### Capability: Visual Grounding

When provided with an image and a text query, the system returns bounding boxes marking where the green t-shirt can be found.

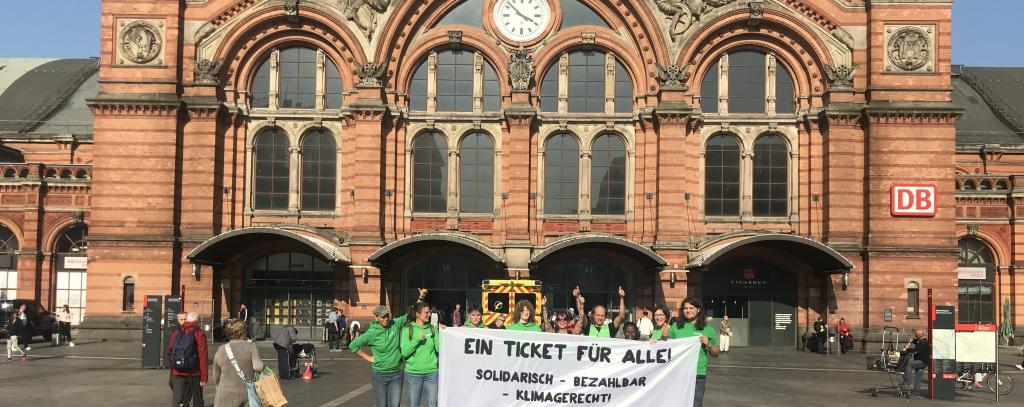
[399,322,440,374]
[463,321,486,328]
[348,314,409,373]
[506,321,542,332]
[649,325,666,341]
[668,321,719,376]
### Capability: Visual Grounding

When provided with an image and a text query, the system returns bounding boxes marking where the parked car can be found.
[0,299,56,342]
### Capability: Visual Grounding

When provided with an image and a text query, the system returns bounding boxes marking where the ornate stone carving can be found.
[283,0,299,15]
[581,32,596,44]
[967,223,980,236]
[654,0,736,42]
[823,64,856,89]
[832,27,855,51]
[748,1,764,27]
[886,26,932,72]
[354,61,387,87]
[193,59,224,86]
[656,63,691,90]
[194,24,215,46]
[508,46,536,92]
[339,0,392,40]
[118,20,163,64]
[448,30,462,44]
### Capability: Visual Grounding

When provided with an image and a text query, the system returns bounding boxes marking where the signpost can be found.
[162,295,181,369]
[931,300,956,400]
[141,295,162,369]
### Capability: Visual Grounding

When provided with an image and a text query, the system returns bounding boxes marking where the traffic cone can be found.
[301,363,313,380]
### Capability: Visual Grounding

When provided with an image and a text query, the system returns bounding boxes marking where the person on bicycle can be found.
[903,329,930,398]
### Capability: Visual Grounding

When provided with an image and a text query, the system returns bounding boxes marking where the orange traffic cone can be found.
[301,363,314,380]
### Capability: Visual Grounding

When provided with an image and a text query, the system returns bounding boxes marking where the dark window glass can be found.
[752,134,788,217]
[614,61,632,113]
[568,51,605,113]
[300,129,337,211]
[700,61,718,113]
[251,59,271,108]
[412,132,448,212]
[435,0,485,29]
[907,286,919,318]
[540,63,559,112]
[325,58,343,109]
[544,134,580,214]
[122,277,136,312]
[728,51,766,114]
[591,134,626,215]
[483,62,501,112]
[705,134,740,216]
[459,133,494,213]
[775,62,794,114]
[254,128,290,210]
[561,0,610,28]
[957,238,995,324]
[279,47,317,108]
[436,50,475,112]
[410,61,428,111]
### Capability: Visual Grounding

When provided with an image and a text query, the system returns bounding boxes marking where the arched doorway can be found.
[244,252,336,339]
[0,225,18,300]
[957,237,995,324]
[54,225,88,325]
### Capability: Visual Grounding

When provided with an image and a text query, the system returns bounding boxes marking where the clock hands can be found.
[507,3,537,25]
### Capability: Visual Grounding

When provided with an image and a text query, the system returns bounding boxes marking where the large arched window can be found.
[251,60,271,108]
[705,134,741,216]
[957,237,995,324]
[568,51,606,113]
[544,134,580,215]
[300,129,337,211]
[728,51,766,114]
[0,225,18,300]
[55,225,87,325]
[324,59,343,109]
[752,134,788,217]
[248,47,343,109]
[539,63,559,112]
[540,50,633,113]
[700,61,719,113]
[408,49,501,112]
[254,128,290,210]
[459,133,494,213]
[412,132,448,213]
[591,134,626,215]
[279,47,317,108]
[700,51,795,114]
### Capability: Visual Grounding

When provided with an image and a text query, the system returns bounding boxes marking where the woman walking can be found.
[211,319,264,407]
[57,304,73,346]
[400,301,441,407]
[349,288,427,407]
[6,312,27,361]
[666,298,719,407]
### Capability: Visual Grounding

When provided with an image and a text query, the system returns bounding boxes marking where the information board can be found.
[163,295,181,369]
[141,295,162,369]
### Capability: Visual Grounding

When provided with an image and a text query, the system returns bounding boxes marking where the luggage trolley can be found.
[871,326,911,398]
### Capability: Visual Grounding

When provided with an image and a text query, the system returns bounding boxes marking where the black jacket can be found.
[912,338,931,364]
[9,317,24,336]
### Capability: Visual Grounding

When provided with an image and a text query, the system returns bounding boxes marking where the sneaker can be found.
[69,342,75,347]
[1015,364,1023,371]
[25,347,31,351]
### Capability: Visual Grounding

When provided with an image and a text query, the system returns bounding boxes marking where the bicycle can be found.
[955,368,1013,396]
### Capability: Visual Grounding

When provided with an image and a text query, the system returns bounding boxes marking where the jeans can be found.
[273,344,292,379]
[6,335,25,358]
[169,375,203,407]
[905,359,926,395]
[372,370,403,407]
[404,371,438,407]
[694,376,707,407]
[328,329,339,350]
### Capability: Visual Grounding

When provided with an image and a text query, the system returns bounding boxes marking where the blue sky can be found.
[0,0,1020,66]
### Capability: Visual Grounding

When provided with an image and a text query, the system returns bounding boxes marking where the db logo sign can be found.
[891,184,936,217]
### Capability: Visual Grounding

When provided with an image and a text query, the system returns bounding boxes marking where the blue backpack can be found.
[171,327,200,372]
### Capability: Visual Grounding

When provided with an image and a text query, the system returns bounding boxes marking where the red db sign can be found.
[891,184,936,217]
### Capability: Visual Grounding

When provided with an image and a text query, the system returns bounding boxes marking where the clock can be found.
[493,0,552,42]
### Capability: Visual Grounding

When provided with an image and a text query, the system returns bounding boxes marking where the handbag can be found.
[255,367,289,407]
[224,342,262,407]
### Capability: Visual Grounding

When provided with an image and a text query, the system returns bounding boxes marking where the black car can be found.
[0,299,56,342]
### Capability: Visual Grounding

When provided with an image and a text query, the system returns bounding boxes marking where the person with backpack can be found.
[350,288,427,407]
[400,301,442,407]
[168,312,209,407]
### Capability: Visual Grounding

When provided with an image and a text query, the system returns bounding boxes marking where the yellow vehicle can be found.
[481,279,543,326]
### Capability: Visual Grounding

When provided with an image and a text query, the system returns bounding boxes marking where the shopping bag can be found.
[255,367,289,407]
[301,363,314,380]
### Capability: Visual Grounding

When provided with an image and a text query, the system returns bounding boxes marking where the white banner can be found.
[957,266,986,280]
[63,256,88,270]
[439,327,701,407]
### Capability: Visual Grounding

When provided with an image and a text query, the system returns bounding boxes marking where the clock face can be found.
[493,0,551,42]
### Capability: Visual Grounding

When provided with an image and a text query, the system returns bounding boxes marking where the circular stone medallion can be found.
[887,27,930,71]
[119,21,163,64]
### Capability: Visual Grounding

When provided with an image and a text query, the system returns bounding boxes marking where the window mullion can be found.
[719,54,729,114]
[473,52,484,113]
[766,54,777,114]
[269,50,281,110]
[427,52,438,112]
[579,150,592,218]
[288,145,300,212]
[558,54,569,114]
[315,49,326,110]
[604,53,615,114]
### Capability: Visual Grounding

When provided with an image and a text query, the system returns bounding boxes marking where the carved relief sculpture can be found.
[193,59,224,86]
[823,64,856,89]
[355,61,387,87]
[508,46,536,91]
[831,27,855,51]
[656,63,691,90]
[340,0,392,40]
[654,0,736,42]
[119,20,163,64]
[887,26,931,72]
[283,0,299,15]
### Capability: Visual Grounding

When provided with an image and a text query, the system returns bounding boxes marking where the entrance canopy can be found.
[187,227,349,265]
[685,233,853,274]
[368,233,504,265]
[530,234,668,269]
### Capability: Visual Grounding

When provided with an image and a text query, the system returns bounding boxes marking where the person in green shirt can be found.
[463,304,486,328]
[648,304,671,342]
[506,300,543,332]
[401,301,441,407]
[572,285,626,338]
[349,288,426,407]
[666,297,720,407]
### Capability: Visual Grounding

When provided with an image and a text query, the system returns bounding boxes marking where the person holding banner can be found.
[487,313,506,329]
[401,301,442,407]
[506,300,544,332]
[463,304,486,328]
[665,298,719,407]
[648,304,672,342]
[349,288,427,407]
[572,286,626,338]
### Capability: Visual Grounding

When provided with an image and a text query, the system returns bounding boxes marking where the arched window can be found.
[995,180,1009,190]
[410,62,428,111]
[541,51,632,113]
[613,61,633,113]
[705,134,741,216]
[253,128,290,210]
[906,281,920,318]
[963,180,976,190]
[591,134,626,215]
[325,59,343,109]
[979,180,992,190]
[436,50,474,111]
[775,62,795,114]
[300,129,337,211]
[700,61,719,113]
[249,47,340,109]
[408,50,501,112]
[251,59,271,108]
[482,62,501,112]
[729,51,766,114]
[122,277,136,312]
[752,134,788,217]
[459,133,494,213]
[539,63,559,112]
[701,52,795,115]
[957,238,995,324]
[0,225,18,300]
[55,225,87,325]
[544,134,580,215]
[412,132,448,213]
[279,47,317,108]
[568,51,606,113]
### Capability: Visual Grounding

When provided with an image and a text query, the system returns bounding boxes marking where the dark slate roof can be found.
[0,59,98,134]
[955,65,1024,146]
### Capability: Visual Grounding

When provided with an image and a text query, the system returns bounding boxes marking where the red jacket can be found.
[168,322,209,382]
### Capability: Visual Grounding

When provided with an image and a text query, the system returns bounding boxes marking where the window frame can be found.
[458,132,496,214]
[543,133,582,216]
[751,134,789,217]
[248,47,345,110]
[590,133,627,215]
[411,132,450,213]
[299,128,338,212]
[252,128,291,211]
[703,134,742,217]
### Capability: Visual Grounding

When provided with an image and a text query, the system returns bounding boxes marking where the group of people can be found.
[348,287,721,407]
[811,316,855,354]
[4,303,74,362]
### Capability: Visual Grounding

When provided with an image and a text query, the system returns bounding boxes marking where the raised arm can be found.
[612,286,626,329]
[572,288,585,335]
[541,296,552,332]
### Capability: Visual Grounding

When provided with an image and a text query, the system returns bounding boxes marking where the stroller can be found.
[870,327,912,398]
[291,343,319,380]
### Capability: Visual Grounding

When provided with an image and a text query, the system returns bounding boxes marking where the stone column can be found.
[741,152,753,218]
[288,146,301,212]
